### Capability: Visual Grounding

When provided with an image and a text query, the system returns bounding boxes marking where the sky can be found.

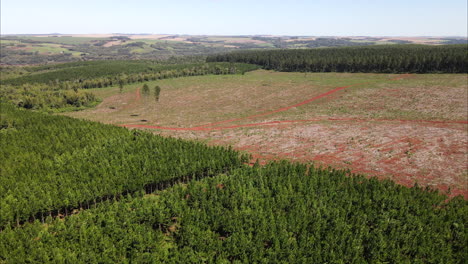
[1,0,467,36]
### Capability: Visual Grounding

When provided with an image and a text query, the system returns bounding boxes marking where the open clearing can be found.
[67,70,468,197]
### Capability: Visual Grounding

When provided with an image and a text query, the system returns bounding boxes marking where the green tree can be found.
[154,85,161,101]
[118,80,124,93]
[142,84,150,96]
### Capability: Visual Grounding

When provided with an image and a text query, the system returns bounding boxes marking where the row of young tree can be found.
[0,104,248,227]
[1,162,466,263]
[3,61,259,87]
[1,62,259,110]
[141,84,161,101]
[206,44,468,73]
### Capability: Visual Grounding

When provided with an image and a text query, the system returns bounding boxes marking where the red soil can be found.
[119,74,467,198]
[226,123,468,198]
[121,117,467,131]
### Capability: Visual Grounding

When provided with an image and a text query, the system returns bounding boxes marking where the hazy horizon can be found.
[1,0,467,37]
[1,33,467,38]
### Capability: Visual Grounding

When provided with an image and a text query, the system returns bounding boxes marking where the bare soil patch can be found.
[280,74,468,122]
[158,121,467,198]
[128,34,173,40]
[103,40,122,47]
[67,71,468,198]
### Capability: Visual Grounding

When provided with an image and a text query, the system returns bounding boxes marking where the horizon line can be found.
[1,33,467,38]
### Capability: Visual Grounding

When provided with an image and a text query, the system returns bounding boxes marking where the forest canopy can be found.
[207,44,468,73]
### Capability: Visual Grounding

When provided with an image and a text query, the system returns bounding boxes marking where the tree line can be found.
[0,62,259,110]
[207,44,468,73]
[3,61,259,87]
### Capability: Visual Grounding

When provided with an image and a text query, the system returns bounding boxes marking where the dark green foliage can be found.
[0,104,247,227]
[278,37,375,48]
[3,61,259,87]
[2,60,156,86]
[154,85,161,101]
[443,38,468,45]
[124,41,146,48]
[2,60,181,85]
[142,84,150,95]
[0,162,466,263]
[118,79,124,93]
[0,84,99,111]
[207,44,468,73]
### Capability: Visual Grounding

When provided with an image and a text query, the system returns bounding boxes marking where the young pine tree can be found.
[118,80,124,93]
[142,84,150,96]
[154,85,161,102]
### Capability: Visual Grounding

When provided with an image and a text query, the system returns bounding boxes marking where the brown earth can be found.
[152,119,467,198]
[68,72,468,198]
[103,40,123,47]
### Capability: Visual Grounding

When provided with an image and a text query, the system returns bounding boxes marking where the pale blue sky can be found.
[1,0,467,36]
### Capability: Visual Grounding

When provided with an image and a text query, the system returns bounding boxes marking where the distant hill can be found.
[1,34,466,65]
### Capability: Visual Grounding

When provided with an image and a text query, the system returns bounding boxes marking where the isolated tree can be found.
[142,84,150,96]
[154,85,161,101]
[119,80,124,93]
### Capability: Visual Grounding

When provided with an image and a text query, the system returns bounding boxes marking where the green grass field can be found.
[28,43,75,54]
[0,39,21,45]
[13,36,108,45]
[0,40,82,56]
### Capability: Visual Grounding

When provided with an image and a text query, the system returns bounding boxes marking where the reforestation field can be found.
[1,44,467,263]
[0,103,247,227]
[1,160,466,263]
[1,105,466,262]
[68,70,468,198]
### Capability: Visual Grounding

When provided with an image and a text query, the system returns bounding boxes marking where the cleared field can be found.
[67,70,468,197]
[203,36,267,43]
[70,71,393,126]
[1,41,81,56]
[272,74,468,121]
[17,36,109,44]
